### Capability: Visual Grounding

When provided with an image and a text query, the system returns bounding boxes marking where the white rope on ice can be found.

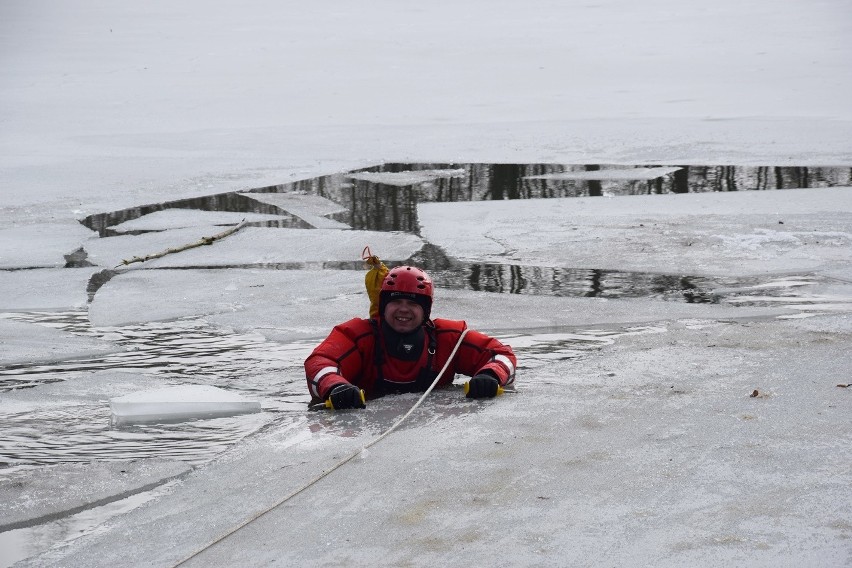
[172,328,471,567]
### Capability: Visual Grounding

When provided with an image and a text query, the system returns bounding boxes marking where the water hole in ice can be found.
[0,267,840,473]
[7,163,852,470]
[0,308,658,469]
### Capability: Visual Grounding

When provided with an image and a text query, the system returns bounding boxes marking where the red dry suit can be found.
[304,317,516,402]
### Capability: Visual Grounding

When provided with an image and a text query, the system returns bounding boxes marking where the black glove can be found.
[465,374,500,399]
[328,384,366,409]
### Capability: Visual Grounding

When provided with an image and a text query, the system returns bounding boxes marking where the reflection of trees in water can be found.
[673,167,690,193]
[487,164,524,199]
[319,180,420,232]
[465,263,528,294]
[671,166,850,193]
[585,165,603,197]
[431,264,722,303]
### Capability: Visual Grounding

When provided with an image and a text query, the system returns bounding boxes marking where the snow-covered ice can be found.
[83,227,422,269]
[418,187,852,275]
[0,223,97,269]
[245,192,350,229]
[0,268,99,311]
[0,460,190,532]
[1,0,851,566]
[108,210,288,233]
[87,269,366,330]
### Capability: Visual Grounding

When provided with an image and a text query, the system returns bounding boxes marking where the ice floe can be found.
[244,192,350,229]
[0,318,123,366]
[346,169,467,187]
[418,187,852,275]
[109,385,261,425]
[0,223,97,269]
[83,227,422,269]
[87,268,367,330]
[109,210,289,233]
[0,268,100,311]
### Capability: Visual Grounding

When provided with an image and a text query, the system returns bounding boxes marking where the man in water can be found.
[304,266,517,409]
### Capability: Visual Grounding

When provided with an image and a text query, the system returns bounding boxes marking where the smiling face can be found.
[383,298,425,334]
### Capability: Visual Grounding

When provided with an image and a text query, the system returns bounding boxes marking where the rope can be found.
[172,328,471,567]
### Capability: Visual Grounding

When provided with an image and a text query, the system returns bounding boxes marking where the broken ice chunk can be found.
[109,385,261,425]
[346,168,467,186]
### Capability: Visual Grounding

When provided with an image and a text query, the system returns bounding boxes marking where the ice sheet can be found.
[0,268,99,311]
[0,459,189,531]
[244,192,350,229]
[346,169,467,187]
[0,223,97,269]
[0,318,123,366]
[83,227,422,268]
[32,315,852,568]
[87,268,366,329]
[109,385,261,425]
[82,225,236,268]
[418,187,852,275]
[109,210,288,232]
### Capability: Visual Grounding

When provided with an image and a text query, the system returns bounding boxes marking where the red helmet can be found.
[379,266,433,320]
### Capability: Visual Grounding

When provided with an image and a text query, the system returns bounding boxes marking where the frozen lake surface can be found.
[3,165,850,477]
[2,176,851,567]
[2,0,851,566]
